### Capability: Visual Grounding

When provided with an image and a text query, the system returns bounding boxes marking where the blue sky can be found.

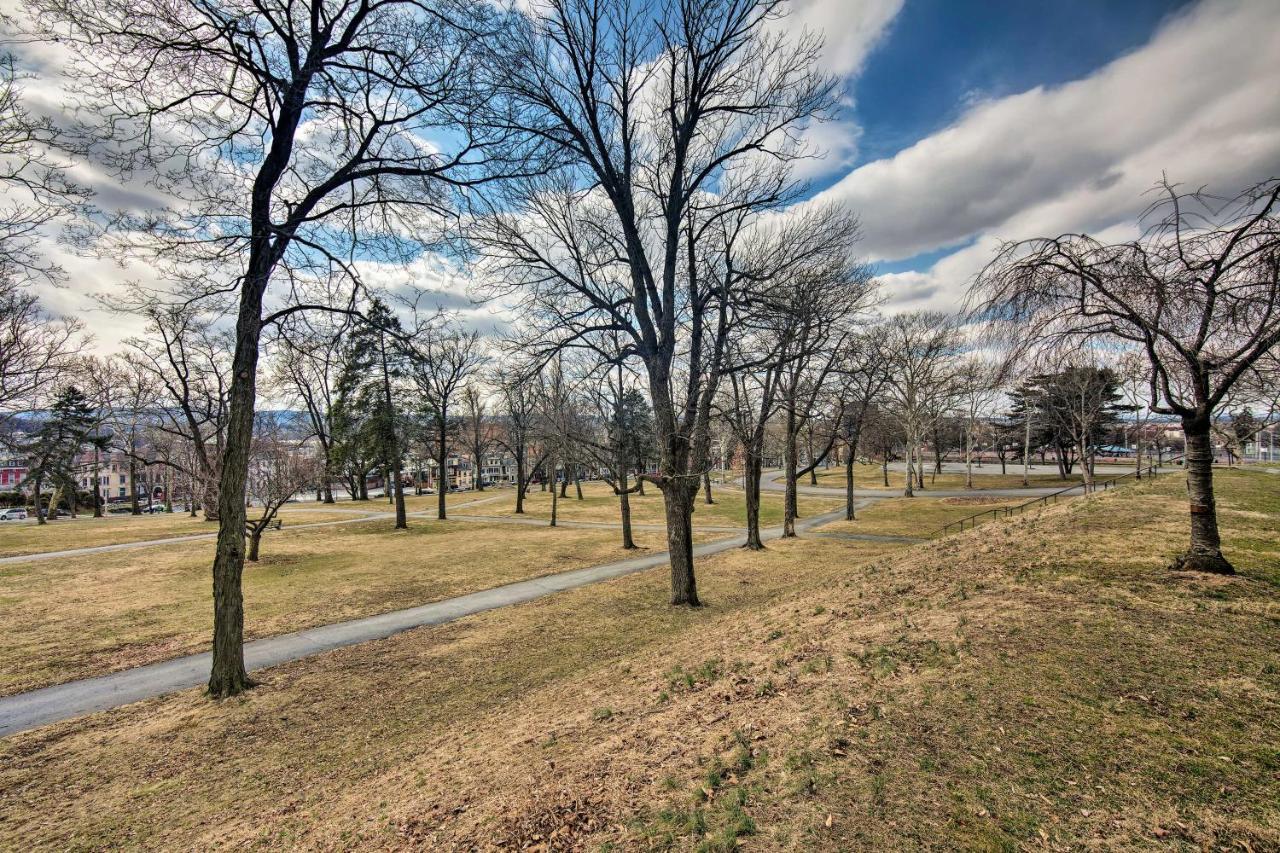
[798,0,1280,309]
[846,0,1195,170]
[10,0,1280,339]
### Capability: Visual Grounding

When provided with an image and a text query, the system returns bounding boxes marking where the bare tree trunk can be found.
[92,445,103,518]
[782,406,799,538]
[844,429,859,521]
[1078,434,1095,493]
[129,458,141,515]
[964,421,974,489]
[806,426,818,487]
[548,457,558,528]
[1022,414,1032,487]
[617,467,635,549]
[662,482,699,606]
[514,451,526,514]
[744,451,764,550]
[436,418,448,521]
[703,469,714,504]
[574,470,583,501]
[247,529,261,562]
[1175,415,1233,574]
[903,431,915,497]
[207,270,266,699]
[882,455,889,488]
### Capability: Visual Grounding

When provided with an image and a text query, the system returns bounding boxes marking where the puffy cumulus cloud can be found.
[351,253,512,337]
[777,0,904,79]
[819,0,1280,286]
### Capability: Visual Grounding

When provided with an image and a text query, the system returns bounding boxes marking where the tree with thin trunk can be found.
[30,0,519,696]
[971,177,1280,574]
[477,0,837,606]
[883,312,963,498]
[835,324,892,520]
[245,416,323,562]
[411,316,485,520]
[273,313,350,504]
[460,384,492,493]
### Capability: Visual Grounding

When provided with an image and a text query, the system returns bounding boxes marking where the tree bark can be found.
[514,450,526,514]
[92,445,103,518]
[617,465,635,549]
[247,529,261,562]
[130,457,140,515]
[1174,415,1234,574]
[903,430,915,497]
[548,457,558,528]
[744,451,764,550]
[844,428,859,521]
[703,469,714,504]
[662,482,699,606]
[436,417,448,520]
[782,405,798,537]
[207,268,266,698]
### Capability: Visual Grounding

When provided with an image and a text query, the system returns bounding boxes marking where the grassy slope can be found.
[812,463,1085,492]
[0,517,722,696]
[822,495,1029,537]
[1,470,1277,850]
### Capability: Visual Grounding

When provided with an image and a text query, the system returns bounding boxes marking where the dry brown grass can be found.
[812,463,1085,492]
[819,495,1031,538]
[1,470,1276,851]
[0,514,722,696]
[0,493,500,558]
[473,481,844,528]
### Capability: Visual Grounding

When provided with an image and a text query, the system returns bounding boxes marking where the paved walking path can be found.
[758,469,1085,500]
[0,508,846,737]
[0,496,506,566]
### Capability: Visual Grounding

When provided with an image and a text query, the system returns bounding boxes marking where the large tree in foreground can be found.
[31,0,515,696]
[971,178,1280,574]
[480,0,836,605]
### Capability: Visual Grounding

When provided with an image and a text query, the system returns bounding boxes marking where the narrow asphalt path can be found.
[0,495,506,566]
[759,469,1085,500]
[0,508,845,737]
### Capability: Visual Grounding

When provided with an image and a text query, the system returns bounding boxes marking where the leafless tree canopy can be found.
[971,177,1280,573]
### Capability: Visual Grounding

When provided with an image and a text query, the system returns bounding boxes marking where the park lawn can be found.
[0,470,1275,850]
[820,494,1033,538]
[0,517,725,697]
[474,480,844,528]
[812,463,1085,492]
[0,493,508,558]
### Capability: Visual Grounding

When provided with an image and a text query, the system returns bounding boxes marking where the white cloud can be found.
[815,0,1280,310]
[778,0,904,79]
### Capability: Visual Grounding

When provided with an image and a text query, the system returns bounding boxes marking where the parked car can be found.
[0,507,28,521]
[37,508,71,519]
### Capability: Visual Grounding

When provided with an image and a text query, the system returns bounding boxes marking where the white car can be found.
[0,507,29,521]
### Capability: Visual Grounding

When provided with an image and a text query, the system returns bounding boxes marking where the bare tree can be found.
[491,358,543,514]
[835,324,892,520]
[113,294,230,520]
[955,356,1005,490]
[477,0,837,606]
[272,313,351,504]
[245,417,322,562]
[972,178,1280,574]
[883,312,963,497]
[411,317,484,520]
[29,0,525,695]
[459,384,492,493]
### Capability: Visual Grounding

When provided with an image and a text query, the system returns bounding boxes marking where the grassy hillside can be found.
[1,469,1275,850]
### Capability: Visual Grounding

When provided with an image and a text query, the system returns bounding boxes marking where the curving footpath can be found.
[0,507,847,737]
